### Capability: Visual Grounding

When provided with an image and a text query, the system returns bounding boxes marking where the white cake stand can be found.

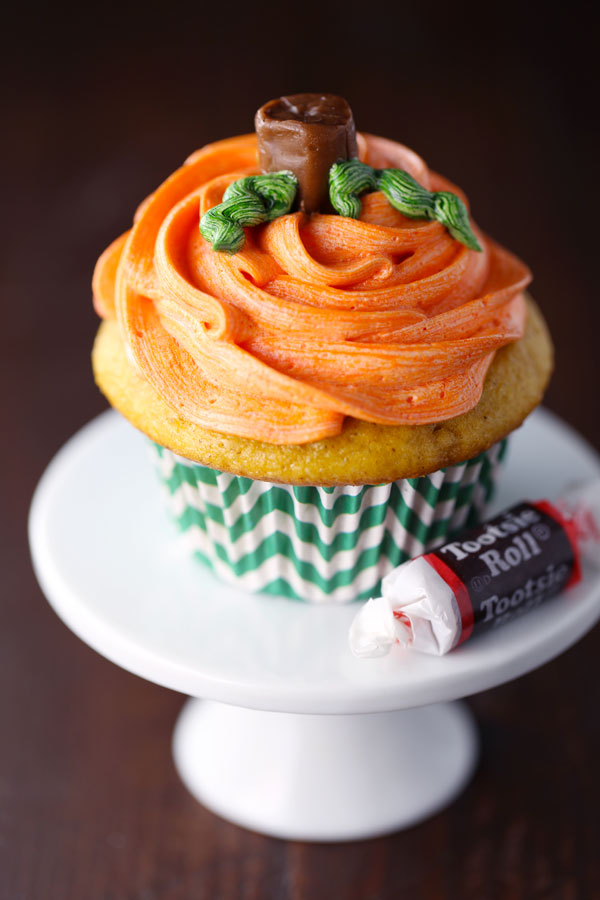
[29,408,600,841]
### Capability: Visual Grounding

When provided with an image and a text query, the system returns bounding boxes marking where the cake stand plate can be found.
[29,409,600,840]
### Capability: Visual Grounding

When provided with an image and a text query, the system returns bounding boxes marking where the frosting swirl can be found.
[93,133,530,444]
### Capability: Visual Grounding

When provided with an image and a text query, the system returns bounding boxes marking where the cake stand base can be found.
[173,698,477,841]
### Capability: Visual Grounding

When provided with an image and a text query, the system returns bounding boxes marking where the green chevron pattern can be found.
[150,439,508,603]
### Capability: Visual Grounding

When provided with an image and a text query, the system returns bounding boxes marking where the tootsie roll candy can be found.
[349,480,600,657]
[255,93,358,214]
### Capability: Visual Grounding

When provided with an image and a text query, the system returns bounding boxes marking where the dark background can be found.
[2,2,599,897]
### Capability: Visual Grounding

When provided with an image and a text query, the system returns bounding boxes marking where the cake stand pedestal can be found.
[29,409,600,841]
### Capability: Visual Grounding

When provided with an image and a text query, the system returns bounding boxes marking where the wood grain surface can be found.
[2,3,599,897]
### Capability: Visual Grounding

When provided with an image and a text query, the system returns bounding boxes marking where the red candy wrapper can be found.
[349,480,600,657]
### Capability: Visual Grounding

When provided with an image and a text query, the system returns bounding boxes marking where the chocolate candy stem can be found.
[255,93,358,215]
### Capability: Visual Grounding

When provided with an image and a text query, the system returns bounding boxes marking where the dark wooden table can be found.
[3,4,599,897]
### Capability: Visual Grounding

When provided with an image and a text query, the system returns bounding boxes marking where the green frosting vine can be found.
[329,159,482,251]
[200,160,480,254]
[199,172,298,254]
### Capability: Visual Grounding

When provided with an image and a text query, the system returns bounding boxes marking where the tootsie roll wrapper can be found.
[349,480,600,657]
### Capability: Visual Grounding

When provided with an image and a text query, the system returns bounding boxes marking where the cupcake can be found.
[92,93,553,603]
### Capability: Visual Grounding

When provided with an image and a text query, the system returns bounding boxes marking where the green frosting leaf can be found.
[200,171,298,254]
[376,168,436,220]
[329,160,482,252]
[432,191,482,251]
[329,160,377,218]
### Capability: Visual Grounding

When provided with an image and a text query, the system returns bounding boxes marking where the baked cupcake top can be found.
[93,94,531,447]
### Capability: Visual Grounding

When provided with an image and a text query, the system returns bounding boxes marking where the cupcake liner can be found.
[149,439,508,603]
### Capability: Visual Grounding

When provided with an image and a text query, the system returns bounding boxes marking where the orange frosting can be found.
[93,133,530,444]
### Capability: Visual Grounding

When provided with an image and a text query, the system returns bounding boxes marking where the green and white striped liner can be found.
[149,439,508,603]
